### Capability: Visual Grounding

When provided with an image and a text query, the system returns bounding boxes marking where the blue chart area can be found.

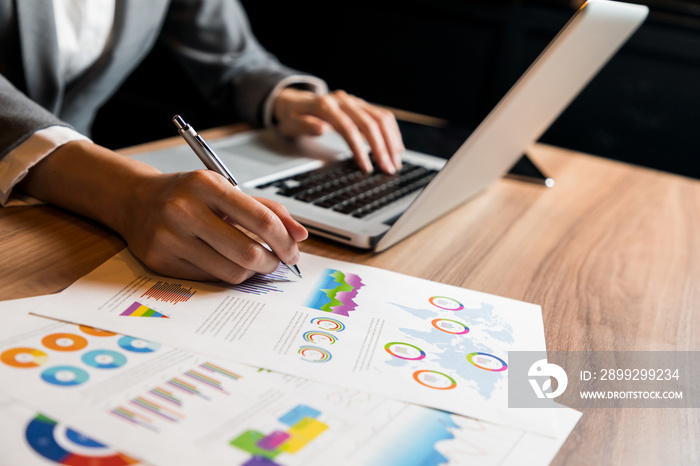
[25,414,135,465]
[40,366,89,386]
[386,301,513,398]
[279,405,321,425]
[368,409,459,466]
[81,350,127,369]
[118,336,161,353]
[306,269,364,316]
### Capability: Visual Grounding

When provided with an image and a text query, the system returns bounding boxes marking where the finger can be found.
[137,224,260,284]
[336,95,396,174]
[256,197,308,242]
[213,188,301,265]
[192,209,281,274]
[173,247,258,285]
[361,104,405,169]
[304,95,373,173]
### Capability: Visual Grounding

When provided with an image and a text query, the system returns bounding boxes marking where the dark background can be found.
[92,0,700,179]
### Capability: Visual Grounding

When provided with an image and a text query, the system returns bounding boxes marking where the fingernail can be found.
[383,160,396,175]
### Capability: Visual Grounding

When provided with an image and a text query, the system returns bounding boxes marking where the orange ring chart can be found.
[412,370,457,390]
[41,333,88,352]
[1,347,49,368]
[79,325,118,337]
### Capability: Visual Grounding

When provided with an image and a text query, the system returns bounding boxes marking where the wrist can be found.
[273,87,313,124]
[17,140,162,237]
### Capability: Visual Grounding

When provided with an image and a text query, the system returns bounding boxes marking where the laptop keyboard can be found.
[256,159,438,218]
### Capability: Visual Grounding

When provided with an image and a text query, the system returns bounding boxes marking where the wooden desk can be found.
[1,126,698,465]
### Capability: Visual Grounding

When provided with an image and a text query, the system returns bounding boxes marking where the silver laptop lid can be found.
[374,0,648,252]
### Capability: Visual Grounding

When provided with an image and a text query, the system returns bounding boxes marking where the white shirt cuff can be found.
[0,126,91,206]
[262,75,328,128]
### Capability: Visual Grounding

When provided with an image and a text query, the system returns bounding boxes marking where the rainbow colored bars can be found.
[120,302,169,318]
[306,269,364,316]
[200,362,241,380]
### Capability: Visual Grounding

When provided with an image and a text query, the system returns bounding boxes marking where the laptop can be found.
[132,0,648,251]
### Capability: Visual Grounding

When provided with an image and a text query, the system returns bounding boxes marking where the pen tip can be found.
[286,263,302,279]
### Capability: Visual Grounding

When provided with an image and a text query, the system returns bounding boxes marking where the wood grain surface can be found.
[1,128,697,465]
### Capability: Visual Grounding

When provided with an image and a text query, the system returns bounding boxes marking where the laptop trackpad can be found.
[130,129,351,182]
[212,130,351,183]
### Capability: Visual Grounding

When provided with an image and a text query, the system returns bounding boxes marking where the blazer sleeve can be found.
[159,0,322,126]
[0,73,68,160]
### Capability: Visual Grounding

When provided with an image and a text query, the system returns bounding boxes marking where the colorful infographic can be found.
[466,352,508,372]
[230,404,328,461]
[298,346,332,363]
[229,263,295,295]
[302,331,337,345]
[1,347,48,368]
[310,317,345,332]
[81,350,128,369]
[384,342,426,361]
[0,323,163,392]
[79,325,118,337]
[118,336,161,353]
[428,296,464,311]
[140,281,196,304]
[120,302,169,318]
[26,249,553,437]
[110,361,241,433]
[41,366,90,387]
[431,319,470,335]
[306,269,364,316]
[41,333,88,352]
[385,295,509,394]
[25,414,138,465]
[413,370,458,390]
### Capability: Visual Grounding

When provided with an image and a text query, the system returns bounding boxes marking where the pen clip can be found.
[194,134,239,187]
[172,115,239,187]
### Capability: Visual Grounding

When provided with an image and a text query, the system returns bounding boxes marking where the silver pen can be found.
[172,115,302,279]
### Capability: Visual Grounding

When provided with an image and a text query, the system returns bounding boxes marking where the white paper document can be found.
[0,304,581,466]
[31,250,555,435]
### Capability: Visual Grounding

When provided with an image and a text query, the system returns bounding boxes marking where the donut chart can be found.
[1,347,49,368]
[81,350,127,369]
[310,317,345,332]
[79,325,118,337]
[302,331,337,345]
[431,318,470,335]
[384,342,427,360]
[413,370,457,390]
[26,414,137,465]
[118,336,160,353]
[298,346,332,362]
[466,352,508,372]
[41,366,89,386]
[41,333,88,352]
[428,296,464,311]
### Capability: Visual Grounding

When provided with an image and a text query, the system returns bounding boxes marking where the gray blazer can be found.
[0,0,309,158]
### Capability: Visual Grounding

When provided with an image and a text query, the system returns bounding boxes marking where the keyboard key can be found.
[257,159,437,216]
